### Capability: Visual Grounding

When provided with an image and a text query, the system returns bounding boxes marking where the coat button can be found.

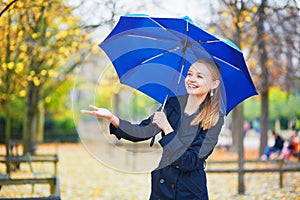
[171,184,175,189]
[160,178,165,184]
[175,165,179,169]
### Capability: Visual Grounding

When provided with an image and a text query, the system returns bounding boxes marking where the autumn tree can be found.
[0,0,28,174]
[208,0,299,194]
[0,0,91,161]
[207,0,257,194]
[250,0,299,155]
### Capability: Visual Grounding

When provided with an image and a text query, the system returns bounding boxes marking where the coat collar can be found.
[168,94,204,116]
[167,95,188,114]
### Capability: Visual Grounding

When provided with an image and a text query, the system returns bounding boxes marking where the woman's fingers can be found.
[80,109,96,116]
[81,106,113,120]
[80,105,98,116]
[89,105,98,110]
[152,111,173,134]
[152,112,165,126]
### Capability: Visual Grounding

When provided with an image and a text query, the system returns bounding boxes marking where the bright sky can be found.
[71,0,300,42]
[140,0,211,21]
[71,0,212,41]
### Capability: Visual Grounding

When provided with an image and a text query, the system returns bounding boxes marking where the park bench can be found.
[0,154,59,176]
[0,153,59,195]
[206,159,300,188]
[0,176,60,199]
[0,173,9,190]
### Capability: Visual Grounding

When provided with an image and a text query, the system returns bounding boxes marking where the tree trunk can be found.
[230,108,241,152]
[257,0,269,156]
[36,101,45,143]
[4,101,11,175]
[23,82,39,154]
[4,10,12,175]
[232,104,245,193]
[260,90,269,155]
[231,0,246,194]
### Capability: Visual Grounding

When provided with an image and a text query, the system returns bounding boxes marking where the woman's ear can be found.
[211,80,220,89]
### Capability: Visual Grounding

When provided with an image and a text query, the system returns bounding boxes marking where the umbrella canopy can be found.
[99,14,258,115]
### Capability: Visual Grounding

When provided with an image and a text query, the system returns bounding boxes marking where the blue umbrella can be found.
[99,14,258,115]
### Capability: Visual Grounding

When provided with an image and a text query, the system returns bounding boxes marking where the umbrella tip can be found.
[182,16,194,23]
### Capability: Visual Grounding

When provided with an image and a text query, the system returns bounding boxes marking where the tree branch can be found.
[0,0,18,17]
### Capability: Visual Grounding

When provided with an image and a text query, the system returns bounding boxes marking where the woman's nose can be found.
[187,76,196,82]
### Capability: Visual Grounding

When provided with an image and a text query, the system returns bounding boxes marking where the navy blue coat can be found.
[110,95,224,200]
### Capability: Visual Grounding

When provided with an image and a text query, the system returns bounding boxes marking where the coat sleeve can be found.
[109,115,160,142]
[158,115,224,172]
[109,98,179,143]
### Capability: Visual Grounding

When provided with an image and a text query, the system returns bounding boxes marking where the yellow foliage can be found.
[249,59,258,69]
[245,16,252,23]
[27,75,32,81]
[46,59,54,66]
[240,41,245,49]
[237,22,244,28]
[48,70,58,78]
[221,11,229,18]
[261,34,270,41]
[74,29,81,35]
[30,70,35,76]
[46,32,52,38]
[0,94,6,100]
[208,28,215,34]
[71,41,78,48]
[32,33,39,39]
[15,63,24,73]
[9,45,16,51]
[58,46,67,54]
[17,1,25,7]
[18,30,24,37]
[45,96,51,103]
[10,95,16,101]
[41,70,47,76]
[56,30,68,40]
[1,63,7,71]
[19,52,27,59]
[0,0,91,117]
[7,62,14,70]
[43,2,49,7]
[20,44,28,52]
[242,10,250,16]
[33,77,40,86]
[252,6,258,13]
[19,90,26,97]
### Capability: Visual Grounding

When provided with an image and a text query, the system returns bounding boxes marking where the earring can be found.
[210,89,214,97]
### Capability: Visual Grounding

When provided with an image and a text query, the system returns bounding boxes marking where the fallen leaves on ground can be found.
[0,143,299,200]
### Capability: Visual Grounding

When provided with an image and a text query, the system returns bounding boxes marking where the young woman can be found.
[81,58,224,200]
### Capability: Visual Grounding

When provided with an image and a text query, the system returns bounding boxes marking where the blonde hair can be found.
[190,58,221,130]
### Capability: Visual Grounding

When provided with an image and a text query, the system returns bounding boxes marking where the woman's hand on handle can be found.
[80,105,119,128]
[152,111,174,135]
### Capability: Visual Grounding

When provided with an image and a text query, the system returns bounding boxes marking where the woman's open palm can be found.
[81,105,113,120]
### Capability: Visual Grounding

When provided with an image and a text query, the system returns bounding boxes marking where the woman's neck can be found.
[184,94,206,115]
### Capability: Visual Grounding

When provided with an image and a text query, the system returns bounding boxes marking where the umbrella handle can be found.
[150,94,168,147]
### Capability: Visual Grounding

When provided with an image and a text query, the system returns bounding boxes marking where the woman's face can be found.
[185,62,218,97]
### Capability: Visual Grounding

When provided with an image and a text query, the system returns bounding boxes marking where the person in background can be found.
[261,131,284,160]
[280,133,299,160]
